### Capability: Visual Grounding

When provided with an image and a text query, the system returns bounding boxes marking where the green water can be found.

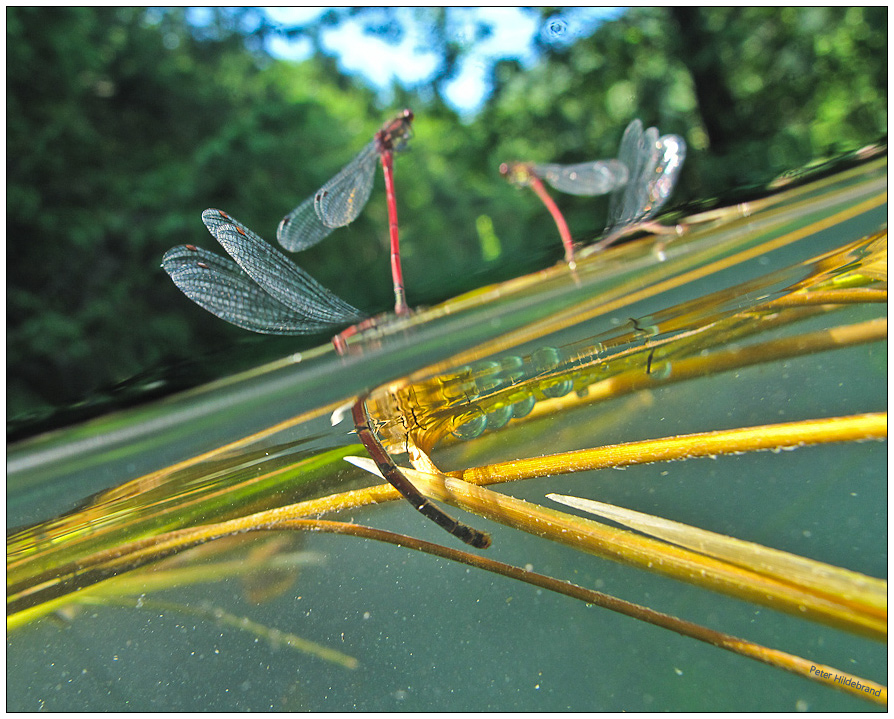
[7,161,887,711]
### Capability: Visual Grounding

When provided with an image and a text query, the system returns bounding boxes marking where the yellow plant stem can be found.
[359,462,883,641]
[10,414,886,635]
[449,412,886,485]
[275,519,887,706]
[404,315,886,454]
[10,516,886,706]
[545,493,885,614]
[767,287,886,307]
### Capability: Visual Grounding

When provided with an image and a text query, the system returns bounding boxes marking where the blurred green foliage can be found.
[6,7,887,436]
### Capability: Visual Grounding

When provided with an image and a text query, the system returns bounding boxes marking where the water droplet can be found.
[469,360,502,394]
[499,355,526,383]
[531,346,572,396]
[547,17,567,36]
[531,346,563,372]
[442,365,477,402]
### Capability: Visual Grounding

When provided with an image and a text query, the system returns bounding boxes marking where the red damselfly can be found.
[162,210,489,548]
[277,110,415,317]
[502,119,686,265]
[500,159,629,268]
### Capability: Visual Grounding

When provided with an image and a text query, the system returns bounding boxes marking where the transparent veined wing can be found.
[313,140,380,229]
[162,245,340,335]
[202,209,365,325]
[648,134,686,217]
[607,120,654,230]
[276,193,333,253]
[536,160,629,196]
[606,119,686,236]
[276,141,380,252]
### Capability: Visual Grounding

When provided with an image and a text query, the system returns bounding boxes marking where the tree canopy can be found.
[6,7,887,437]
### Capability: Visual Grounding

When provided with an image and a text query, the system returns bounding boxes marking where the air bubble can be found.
[451,409,487,440]
[509,392,536,418]
[649,361,672,380]
[542,379,573,398]
[485,405,513,431]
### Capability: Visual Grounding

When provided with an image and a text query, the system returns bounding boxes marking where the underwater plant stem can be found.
[75,595,359,669]
[10,516,885,705]
[393,467,886,641]
[352,395,491,548]
[266,520,885,706]
[14,412,876,615]
[449,412,886,485]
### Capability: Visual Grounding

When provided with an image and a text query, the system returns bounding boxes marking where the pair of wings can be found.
[276,111,413,253]
[162,209,364,335]
[275,140,382,253]
[528,118,686,233]
[606,119,686,235]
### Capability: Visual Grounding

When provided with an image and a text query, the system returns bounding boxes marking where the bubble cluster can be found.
[447,345,584,440]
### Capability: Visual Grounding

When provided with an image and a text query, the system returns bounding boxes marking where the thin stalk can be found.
[10,516,886,706]
[449,412,886,485]
[350,458,885,641]
[75,595,358,669]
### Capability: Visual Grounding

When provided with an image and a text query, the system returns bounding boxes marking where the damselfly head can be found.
[499,161,533,187]
[378,109,414,153]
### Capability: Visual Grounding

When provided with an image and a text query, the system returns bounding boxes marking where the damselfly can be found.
[277,110,415,316]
